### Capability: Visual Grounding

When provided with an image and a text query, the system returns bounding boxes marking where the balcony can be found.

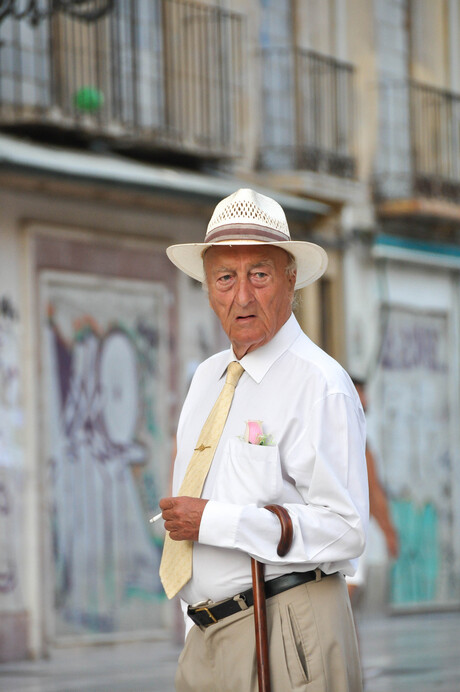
[258,47,356,179]
[0,0,245,162]
[375,80,460,206]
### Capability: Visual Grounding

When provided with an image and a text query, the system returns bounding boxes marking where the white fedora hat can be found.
[166,188,328,289]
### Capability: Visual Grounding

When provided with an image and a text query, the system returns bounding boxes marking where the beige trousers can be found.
[175,572,363,692]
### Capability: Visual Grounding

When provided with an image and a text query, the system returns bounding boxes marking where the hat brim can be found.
[166,239,328,289]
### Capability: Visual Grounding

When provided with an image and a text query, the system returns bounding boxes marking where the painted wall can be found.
[374,307,455,605]
[349,255,460,609]
[344,227,460,609]
[0,185,224,655]
[0,296,25,609]
[347,0,379,182]
[0,213,29,661]
[41,273,169,637]
[296,0,338,53]
[410,0,449,87]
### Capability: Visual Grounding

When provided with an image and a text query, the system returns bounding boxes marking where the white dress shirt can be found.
[172,314,368,635]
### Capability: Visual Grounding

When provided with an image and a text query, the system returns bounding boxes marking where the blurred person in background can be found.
[347,377,399,605]
[157,188,368,692]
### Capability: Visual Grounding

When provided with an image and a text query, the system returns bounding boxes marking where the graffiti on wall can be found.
[0,296,23,605]
[41,274,169,637]
[376,308,456,606]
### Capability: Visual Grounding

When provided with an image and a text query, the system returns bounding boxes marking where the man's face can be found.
[204,245,296,359]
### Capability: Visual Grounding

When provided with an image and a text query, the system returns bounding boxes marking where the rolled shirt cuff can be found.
[199,500,244,549]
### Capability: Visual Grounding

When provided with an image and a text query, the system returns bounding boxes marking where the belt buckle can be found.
[193,604,217,624]
[189,600,218,626]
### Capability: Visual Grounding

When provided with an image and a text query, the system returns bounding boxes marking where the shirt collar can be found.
[222,313,302,384]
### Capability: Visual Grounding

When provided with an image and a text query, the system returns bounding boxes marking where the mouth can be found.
[236,315,256,322]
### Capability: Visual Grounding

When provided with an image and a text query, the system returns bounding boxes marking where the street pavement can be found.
[358,610,460,691]
[0,611,459,691]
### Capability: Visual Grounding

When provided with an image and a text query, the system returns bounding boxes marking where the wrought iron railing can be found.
[375,80,460,202]
[258,47,356,178]
[0,0,245,159]
[0,0,115,24]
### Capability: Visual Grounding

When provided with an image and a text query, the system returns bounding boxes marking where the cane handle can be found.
[264,504,293,557]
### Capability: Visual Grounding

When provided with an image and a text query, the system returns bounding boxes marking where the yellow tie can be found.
[159,361,244,599]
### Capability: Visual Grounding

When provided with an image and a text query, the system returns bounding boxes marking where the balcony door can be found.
[258,0,355,176]
[259,0,295,168]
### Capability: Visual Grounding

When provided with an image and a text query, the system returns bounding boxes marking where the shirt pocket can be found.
[211,437,283,506]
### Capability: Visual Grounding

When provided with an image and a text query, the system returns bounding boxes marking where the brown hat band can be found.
[205,223,289,244]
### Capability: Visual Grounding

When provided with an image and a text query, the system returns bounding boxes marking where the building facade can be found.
[0,0,459,662]
[345,0,460,612]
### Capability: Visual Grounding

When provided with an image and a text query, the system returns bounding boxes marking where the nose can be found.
[235,277,255,307]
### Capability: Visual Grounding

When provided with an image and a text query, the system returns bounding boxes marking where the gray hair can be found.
[285,252,297,279]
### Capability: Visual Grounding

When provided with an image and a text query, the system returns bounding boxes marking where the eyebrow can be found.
[211,259,276,274]
[250,260,276,269]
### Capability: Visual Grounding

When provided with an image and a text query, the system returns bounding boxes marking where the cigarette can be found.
[149,511,163,523]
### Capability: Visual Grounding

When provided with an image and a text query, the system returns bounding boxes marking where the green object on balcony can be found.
[74,86,105,113]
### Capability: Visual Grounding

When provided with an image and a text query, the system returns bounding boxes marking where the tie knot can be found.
[226,361,244,387]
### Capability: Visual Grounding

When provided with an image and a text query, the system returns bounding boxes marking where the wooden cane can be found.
[251,504,293,692]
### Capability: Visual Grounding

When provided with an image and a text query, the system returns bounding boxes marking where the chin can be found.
[233,335,266,355]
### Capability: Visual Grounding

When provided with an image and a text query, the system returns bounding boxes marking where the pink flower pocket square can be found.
[243,420,274,446]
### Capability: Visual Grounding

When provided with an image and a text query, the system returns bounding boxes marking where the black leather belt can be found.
[187,570,329,629]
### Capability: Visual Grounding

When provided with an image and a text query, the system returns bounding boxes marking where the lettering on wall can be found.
[381,322,447,372]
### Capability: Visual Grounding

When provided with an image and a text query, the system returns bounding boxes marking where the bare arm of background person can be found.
[366,445,399,559]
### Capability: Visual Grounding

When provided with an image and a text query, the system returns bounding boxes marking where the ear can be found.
[288,269,297,293]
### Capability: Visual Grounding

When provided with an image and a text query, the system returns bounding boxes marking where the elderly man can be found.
[159,188,368,692]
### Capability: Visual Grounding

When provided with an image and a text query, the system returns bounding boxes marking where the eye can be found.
[250,270,270,283]
[216,273,234,288]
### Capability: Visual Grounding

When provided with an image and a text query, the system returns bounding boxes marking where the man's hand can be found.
[159,496,208,542]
